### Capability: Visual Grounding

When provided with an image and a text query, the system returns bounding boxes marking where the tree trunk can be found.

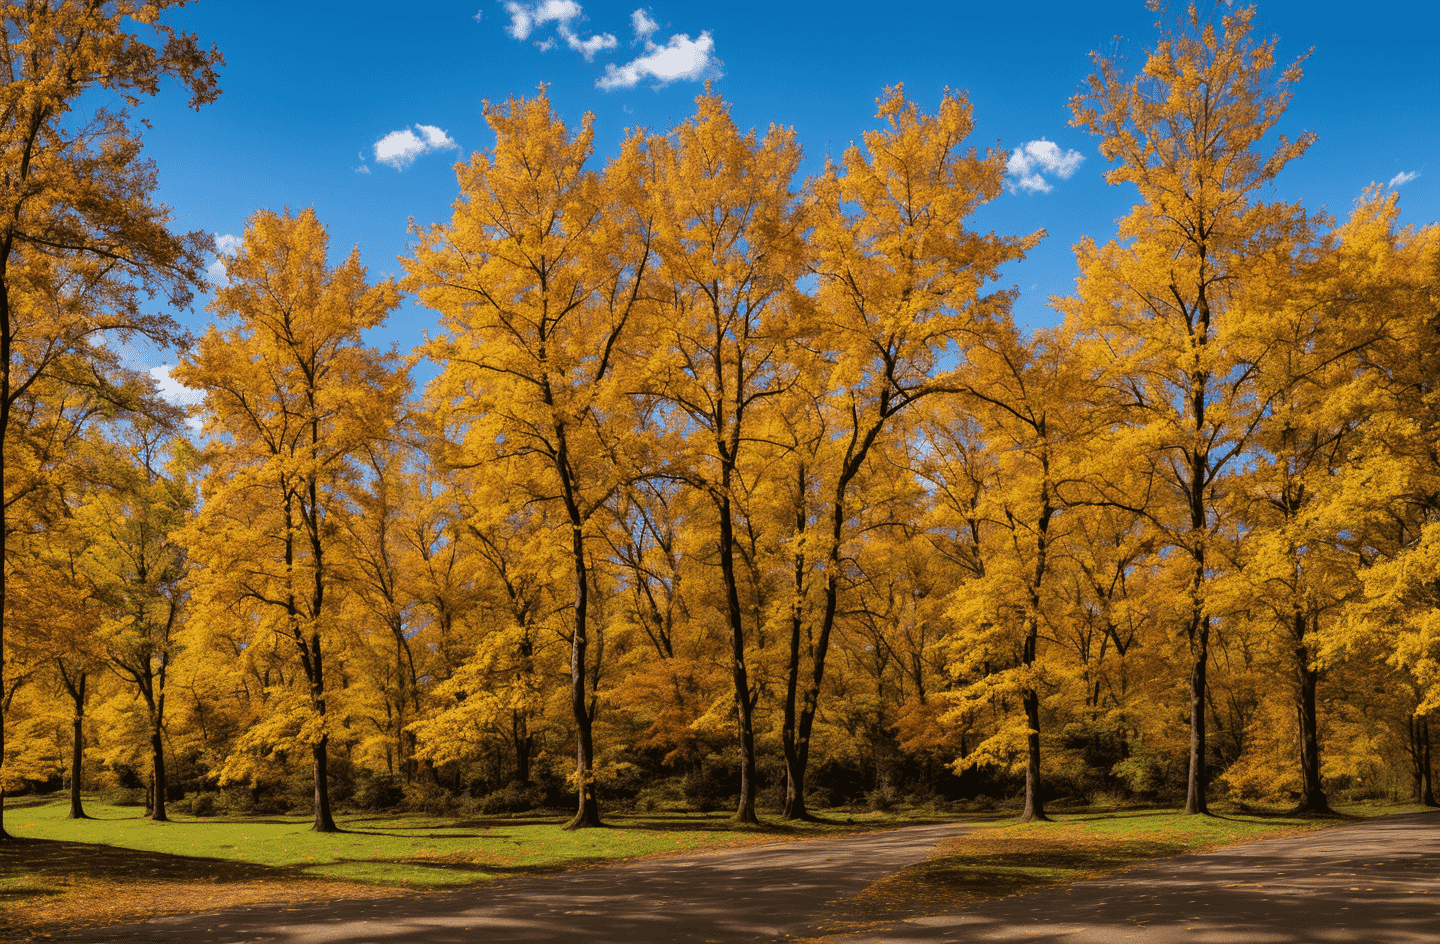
[1020,686,1047,821]
[1185,616,1210,815]
[1417,715,1437,808]
[719,490,759,826]
[781,465,811,821]
[1294,631,1329,814]
[69,704,87,820]
[514,711,532,784]
[566,522,602,830]
[1416,719,1428,805]
[57,665,89,819]
[149,722,168,822]
[312,734,337,832]
[307,627,337,833]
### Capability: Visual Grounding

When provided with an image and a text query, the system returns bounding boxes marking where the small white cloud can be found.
[503,0,581,39]
[374,124,459,170]
[559,21,617,60]
[1388,170,1420,188]
[207,233,241,284]
[355,164,371,175]
[503,1,614,61]
[472,8,483,21]
[1006,139,1085,194]
[630,8,658,42]
[149,365,205,407]
[598,30,720,90]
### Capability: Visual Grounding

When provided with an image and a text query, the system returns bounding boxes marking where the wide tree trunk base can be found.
[565,810,603,830]
[1288,798,1336,817]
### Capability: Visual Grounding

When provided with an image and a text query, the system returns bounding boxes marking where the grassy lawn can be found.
[0,797,957,938]
[843,799,1433,924]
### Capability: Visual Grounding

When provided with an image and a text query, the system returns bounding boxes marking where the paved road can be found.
[59,822,972,943]
[832,811,1440,944]
[56,812,1440,944]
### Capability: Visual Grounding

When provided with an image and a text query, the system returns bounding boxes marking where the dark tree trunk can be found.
[514,711,533,784]
[307,627,337,833]
[1,262,11,843]
[567,520,601,830]
[1412,714,1437,807]
[781,464,812,821]
[1019,473,1052,823]
[57,665,88,820]
[1020,685,1047,822]
[69,700,87,820]
[1422,717,1438,808]
[719,489,759,826]
[149,723,168,822]
[312,735,337,832]
[1294,627,1329,814]
[1185,616,1210,815]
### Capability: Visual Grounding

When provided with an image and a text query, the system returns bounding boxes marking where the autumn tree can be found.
[87,417,191,821]
[1320,196,1440,798]
[406,92,653,828]
[643,89,807,824]
[787,85,1038,820]
[0,0,220,837]
[177,208,406,832]
[1067,3,1318,813]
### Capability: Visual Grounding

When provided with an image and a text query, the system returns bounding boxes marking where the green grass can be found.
[4,800,919,888]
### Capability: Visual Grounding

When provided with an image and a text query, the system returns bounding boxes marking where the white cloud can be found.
[598,30,720,90]
[149,365,204,407]
[472,8,483,21]
[630,8,658,42]
[1388,170,1420,188]
[206,233,241,284]
[501,1,621,62]
[503,0,582,39]
[1006,139,1085,194]
[559,21,617,60]
[374,124,459,170]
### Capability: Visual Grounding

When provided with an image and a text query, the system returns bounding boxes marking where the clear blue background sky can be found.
[130,1,1439,386]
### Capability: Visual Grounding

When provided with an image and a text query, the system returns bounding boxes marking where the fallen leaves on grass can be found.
[0,878,404,942]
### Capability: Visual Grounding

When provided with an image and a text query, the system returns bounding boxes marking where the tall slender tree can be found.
[406,92,654,828]
[1067,3,1317,813]
[177,208,405,832]
[0,0,219,838]
[783,85,1037,820]
[645,89,808,824]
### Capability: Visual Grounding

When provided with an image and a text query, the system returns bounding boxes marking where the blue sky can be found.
[135,0,1439,393]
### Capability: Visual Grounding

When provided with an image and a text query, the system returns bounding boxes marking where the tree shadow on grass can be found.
[0,836,305,887]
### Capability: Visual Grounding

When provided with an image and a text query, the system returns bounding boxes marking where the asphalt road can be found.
[832,811,1440,944]
[55,812,1440,944]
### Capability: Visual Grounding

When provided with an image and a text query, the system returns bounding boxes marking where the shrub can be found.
[476,781,546,815]
[402,779,460,815]
[353,774,405,811]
